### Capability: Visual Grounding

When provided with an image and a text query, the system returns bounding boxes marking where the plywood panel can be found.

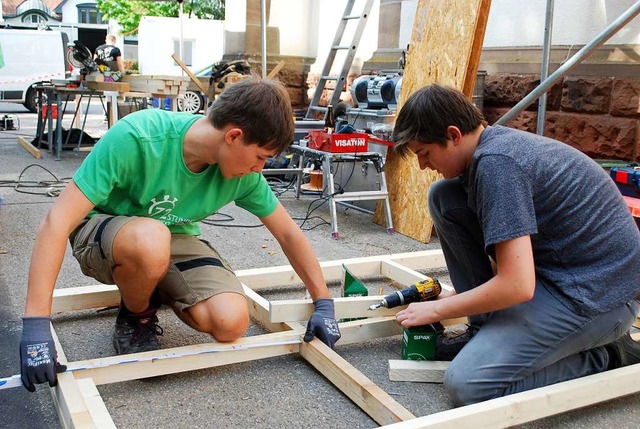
[373,0,492,242]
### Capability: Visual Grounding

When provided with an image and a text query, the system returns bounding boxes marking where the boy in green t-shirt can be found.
[20,77,341,392]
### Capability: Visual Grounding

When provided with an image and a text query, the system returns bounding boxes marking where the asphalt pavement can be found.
[1,101,640,428]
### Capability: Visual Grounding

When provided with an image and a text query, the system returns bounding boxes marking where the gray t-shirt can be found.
[462,125,640,316]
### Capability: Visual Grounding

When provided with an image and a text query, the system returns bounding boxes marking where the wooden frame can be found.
[47,249,640,428]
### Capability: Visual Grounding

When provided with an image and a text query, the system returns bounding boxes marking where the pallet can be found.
[46,249,640,428]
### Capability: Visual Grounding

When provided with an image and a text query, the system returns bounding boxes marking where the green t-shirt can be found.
[73,109,278,235]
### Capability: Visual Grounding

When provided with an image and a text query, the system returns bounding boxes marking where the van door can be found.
[0,29,69,112]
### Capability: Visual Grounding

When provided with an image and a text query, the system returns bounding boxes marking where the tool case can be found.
[610,164,640,197]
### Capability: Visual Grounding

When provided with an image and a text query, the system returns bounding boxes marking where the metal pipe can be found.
[536,0,554,135]
[497,0,640,126]
[261,0,267,78]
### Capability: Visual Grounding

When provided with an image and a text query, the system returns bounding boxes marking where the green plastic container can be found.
[341,264,368,322]
[401,325,440,361]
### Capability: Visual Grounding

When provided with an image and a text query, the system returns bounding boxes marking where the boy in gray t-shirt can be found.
[392,83,640,406]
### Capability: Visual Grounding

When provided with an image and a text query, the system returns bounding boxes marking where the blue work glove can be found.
[303,299,341,349]
[20,317,67,392]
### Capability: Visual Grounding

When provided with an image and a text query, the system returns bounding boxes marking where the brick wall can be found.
[483,74,640,162]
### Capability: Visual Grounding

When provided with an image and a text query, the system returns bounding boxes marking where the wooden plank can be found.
[85,81,130,93]
[76,379,117,429]
[269,296,465,326]
[372,0,492,242]
[237,249,446,290]
[380,363,640,429]
[50,251,448,314]
[242,284,291,333]
[50,326,96,429]
[388,360,449,383]
[339,316,403,345]
[380,260,429,286]
[300,339,416,426]
[267,60,286,79]
[17,136,41,159]
[171,54,210,94]
[269,296,400,322]
[70,330,302,385]
[52,284,120,313]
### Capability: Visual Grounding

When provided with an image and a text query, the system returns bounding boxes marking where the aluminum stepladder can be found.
[305,0,374,121]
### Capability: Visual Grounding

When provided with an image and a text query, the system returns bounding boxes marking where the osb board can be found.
[373,0,491,243]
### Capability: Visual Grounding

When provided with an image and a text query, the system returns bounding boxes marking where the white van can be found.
[0,29,71,112]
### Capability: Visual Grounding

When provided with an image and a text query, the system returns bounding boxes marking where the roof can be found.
[2,0,63,17]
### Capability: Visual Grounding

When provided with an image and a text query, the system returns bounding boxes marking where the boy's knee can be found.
[207,313,249,342]
[444,361,494,407]
[188,295,250,342]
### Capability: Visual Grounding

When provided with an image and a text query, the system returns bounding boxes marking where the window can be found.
[77,3,103,24]
[23,13,45,23]
[173,40,193,66]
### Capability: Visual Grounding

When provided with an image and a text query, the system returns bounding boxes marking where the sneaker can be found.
[605,331,640,369]
[112,312,163,355]
[434,324,479,361]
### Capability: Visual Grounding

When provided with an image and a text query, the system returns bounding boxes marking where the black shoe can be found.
[112,311,163,355]
[605,331,640,369]
[434,324,479,361]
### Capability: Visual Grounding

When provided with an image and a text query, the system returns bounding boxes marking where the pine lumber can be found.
[17,136,41,159]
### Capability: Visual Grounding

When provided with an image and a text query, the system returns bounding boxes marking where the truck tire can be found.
[23,86,39,113]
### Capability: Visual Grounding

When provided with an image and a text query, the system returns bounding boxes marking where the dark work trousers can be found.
[428,177,639,406]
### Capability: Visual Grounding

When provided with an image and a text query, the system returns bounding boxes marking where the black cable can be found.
[0,164,70,196]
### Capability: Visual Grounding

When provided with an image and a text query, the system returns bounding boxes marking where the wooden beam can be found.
[300,339,416,426]
[70,331,302,386]
[372,0,492,242]
[388,360,449,384]
[381,363,640,429]
[17,136,41,159]
[269,296,399,322]
[76,378,117,429]
[267,60,286,79]
[242,284,292,333]
[49,326,97,428]
[171,54,210,94]
[339,316,403,345]
[52,284,120,313]
[380,260,429,286]
[51,250,447,313]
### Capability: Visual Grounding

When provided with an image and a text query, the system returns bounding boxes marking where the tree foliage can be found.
[97,0,225,35]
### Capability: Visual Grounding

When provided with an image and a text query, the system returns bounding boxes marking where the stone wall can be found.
[483,74,640,162]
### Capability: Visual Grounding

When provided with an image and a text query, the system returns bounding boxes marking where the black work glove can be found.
[20,317,67,392]
[303,299,341,349]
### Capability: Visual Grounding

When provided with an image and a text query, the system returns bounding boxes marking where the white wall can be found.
[484,0,640,47]
[223,0,378,74]
[300,0,380,75]
[60,0,82,24]
[389,0,640,51]
[138,16,224,75]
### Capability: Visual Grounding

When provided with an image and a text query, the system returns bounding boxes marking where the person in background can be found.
[94,34,125,74]
[392,83,640,406]
[19,77,341,392]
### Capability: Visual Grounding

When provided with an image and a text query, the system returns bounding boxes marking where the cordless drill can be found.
[368,278,442,310]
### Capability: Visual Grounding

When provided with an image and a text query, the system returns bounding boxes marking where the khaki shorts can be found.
[69,214,244,311]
